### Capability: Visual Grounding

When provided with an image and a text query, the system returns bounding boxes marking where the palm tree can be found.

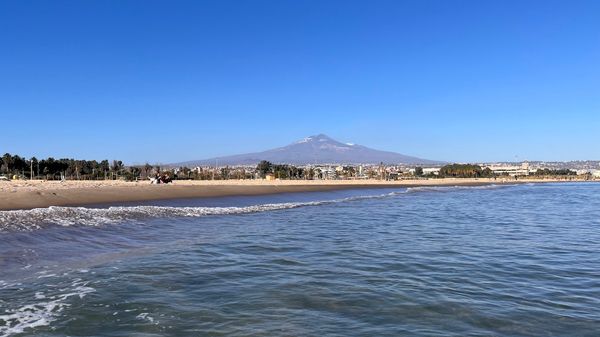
[2,153,12,174]
[144,163,153,178]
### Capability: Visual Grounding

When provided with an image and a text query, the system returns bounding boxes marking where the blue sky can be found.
[1,0,598,164]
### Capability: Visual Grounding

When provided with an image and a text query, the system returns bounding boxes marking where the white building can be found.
[423,168,440,175]
[485,162,530,176]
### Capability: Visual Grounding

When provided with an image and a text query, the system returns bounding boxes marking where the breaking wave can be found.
[0,192,404,232]
[0,184,516,233]
[406,184,507,193]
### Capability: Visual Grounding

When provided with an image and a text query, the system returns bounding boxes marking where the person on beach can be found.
[150,173,172,184]
[161,174,172,184]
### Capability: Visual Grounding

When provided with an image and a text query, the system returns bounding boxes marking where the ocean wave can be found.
[0,185,514,232]
[0,278,94,337]
[406,184,506,193]
[0,192,404,232]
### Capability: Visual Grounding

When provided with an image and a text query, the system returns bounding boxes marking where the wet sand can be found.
[0,178,582,210]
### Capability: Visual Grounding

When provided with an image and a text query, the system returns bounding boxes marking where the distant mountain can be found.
[174,134,441,166]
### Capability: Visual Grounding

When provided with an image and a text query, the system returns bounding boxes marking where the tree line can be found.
[1,153,134,180]
[437,164,494,178]
[532,168,576,176]
[2,152,582,181]
[256,160,317,179]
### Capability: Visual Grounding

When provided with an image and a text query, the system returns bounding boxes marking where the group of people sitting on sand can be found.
[150,173,172,184]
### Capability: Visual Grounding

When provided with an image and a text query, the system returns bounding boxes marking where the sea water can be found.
[1,183,599,336]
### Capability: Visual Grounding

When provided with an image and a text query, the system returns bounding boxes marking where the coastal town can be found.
[169,161,600,181]
[1,152,599,182]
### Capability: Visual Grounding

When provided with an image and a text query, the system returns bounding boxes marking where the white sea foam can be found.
[0,192,403,232]
[0,185,511,232]
[0,279,94,337]
[36,273,57,279]
[406,184,505,193]
[136,312,157,324]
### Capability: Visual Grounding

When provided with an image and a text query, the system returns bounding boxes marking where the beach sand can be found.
[0,178,581,210]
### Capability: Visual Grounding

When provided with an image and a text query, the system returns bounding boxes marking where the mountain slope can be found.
[174,134,441,166]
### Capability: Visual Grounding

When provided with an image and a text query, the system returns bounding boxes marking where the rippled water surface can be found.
[1,183,600,336]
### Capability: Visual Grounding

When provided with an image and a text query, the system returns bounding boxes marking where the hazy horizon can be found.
[2,1,598,163]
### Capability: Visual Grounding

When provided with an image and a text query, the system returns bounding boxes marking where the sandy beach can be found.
[0,177,585,210]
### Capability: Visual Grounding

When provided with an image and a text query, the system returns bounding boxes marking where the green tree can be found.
[1,153,11,174]
[256,160,272,178]
[439,164,485,178]
[144,163,153,178]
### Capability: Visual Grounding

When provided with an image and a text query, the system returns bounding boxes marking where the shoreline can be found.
[0,178,592,211]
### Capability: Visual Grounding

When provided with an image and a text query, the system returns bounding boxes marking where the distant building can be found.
[485,162,530,176]
[408,167,440,175]
[423,168,440,175]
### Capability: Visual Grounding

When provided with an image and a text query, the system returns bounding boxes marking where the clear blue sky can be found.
[1,0,598,164]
